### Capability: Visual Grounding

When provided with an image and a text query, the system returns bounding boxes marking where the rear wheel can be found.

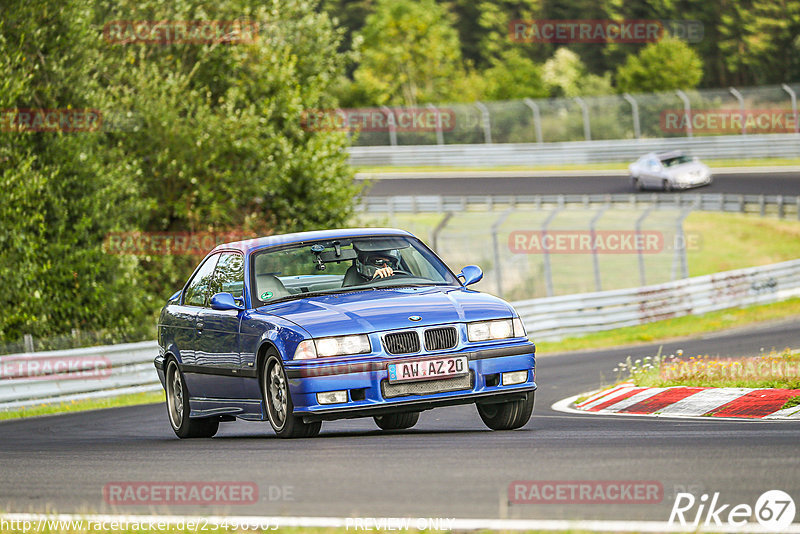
[632,176,643,191]
[165,359,219,438]
[662,179,673,192]
[374,412,420,430]
[476,392,534,431]
[262,353,321,438]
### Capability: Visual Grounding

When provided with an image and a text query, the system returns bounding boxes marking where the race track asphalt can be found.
[2,319,799,523]
[361,170,800,197]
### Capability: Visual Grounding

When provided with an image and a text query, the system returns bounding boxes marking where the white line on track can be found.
[3,512,800,533]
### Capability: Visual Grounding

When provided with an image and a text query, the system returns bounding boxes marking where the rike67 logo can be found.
[669,490,796,530]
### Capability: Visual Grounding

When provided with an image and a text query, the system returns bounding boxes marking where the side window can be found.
[211,252,245,299]
[183,254,220,307]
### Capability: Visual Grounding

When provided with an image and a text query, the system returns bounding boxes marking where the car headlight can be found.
[294,335,371,360]
[467,319,515,342]
[513,317,527,338]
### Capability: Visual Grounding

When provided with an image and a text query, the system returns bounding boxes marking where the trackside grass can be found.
[616,348,800,389]
[535,297,800,354]
[0,391,164,421]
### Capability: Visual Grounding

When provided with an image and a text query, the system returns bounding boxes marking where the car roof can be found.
[211,227,414,254]
[656,150,684,160]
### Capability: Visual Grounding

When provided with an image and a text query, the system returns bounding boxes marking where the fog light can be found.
[317,390,348,405]
[502,370,528,386]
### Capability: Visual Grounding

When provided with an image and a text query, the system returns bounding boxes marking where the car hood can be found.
[664,161,709,178]
[255,286,515,338]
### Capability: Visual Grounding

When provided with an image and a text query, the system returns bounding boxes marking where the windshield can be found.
[662,155,693,167]
[249,235,459,306]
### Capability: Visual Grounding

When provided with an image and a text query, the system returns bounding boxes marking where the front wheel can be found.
[662,179,673,192]
[374,411,420,430]
[165,359,219,438]
[476,392,534,431]
[263,353,321,438]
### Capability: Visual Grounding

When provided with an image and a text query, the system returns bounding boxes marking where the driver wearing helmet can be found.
[356,250,400,280]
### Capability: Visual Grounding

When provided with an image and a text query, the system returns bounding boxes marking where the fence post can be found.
[523,98,543,144]
[729,87,746,135]
[777,195,784,219]
[672,207,693,281]
[491,209,515,297]
[381,106,398,146]
[431,212,453,254]
[636,206,654,286]
[589,206,608,291]
[676,90,693,138]
[475,101,492,144]
[23,334,34,353]
[781,84,799,134]
[575,97,591,141]
[623,93,641,139]
[542,207,562,297]
[426,103,444,145]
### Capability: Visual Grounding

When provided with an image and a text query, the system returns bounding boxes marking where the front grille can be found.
[381,372,473,399]
[424,326,458,351]
[383,331,420,355]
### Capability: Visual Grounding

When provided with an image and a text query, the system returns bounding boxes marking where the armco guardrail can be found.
[0,341,160,410]
[348,134,800,167]
[2,259,799,408]
[514,258,800,341]
[359,193,800,219]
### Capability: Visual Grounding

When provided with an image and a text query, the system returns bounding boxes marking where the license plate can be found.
[387,356,468,383]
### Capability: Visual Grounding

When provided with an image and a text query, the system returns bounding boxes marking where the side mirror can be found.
[458,265,483,287]
[210,292,243,311]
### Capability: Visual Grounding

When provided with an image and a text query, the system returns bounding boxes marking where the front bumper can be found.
[285,342,536,422]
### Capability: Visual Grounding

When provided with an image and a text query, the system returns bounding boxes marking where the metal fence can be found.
[356,194,799,299]
[359,193,800,219]
[348,133,800,166]
[349,84,800,147]
[3,259,799,408]
[516,258,800,341]
[0,341,161,410]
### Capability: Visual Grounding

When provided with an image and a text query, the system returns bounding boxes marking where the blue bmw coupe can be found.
[155,228,536,438]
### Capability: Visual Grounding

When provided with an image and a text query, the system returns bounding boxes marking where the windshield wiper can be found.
[263,287,376,305]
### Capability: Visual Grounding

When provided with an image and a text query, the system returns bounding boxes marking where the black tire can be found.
[662,179,673,192]
[476,392,535,431]
[374,411,420,430]
[165,359,219,439]
[262,352,321,438]
[632,177,643,191]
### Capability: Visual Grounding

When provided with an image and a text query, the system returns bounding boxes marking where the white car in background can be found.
[629,151,713,191]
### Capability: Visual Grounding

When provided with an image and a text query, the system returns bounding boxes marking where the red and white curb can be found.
[553,382,800,420]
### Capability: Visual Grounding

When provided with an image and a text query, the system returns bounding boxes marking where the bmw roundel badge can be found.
[409,315,422,322]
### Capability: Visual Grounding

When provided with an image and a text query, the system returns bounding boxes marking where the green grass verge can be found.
[0,391,164,421]
[354,157,800,173]
[686,212,800,276]
[536,297,800,354]
[618,348,800,389]
[782,395,800,410]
